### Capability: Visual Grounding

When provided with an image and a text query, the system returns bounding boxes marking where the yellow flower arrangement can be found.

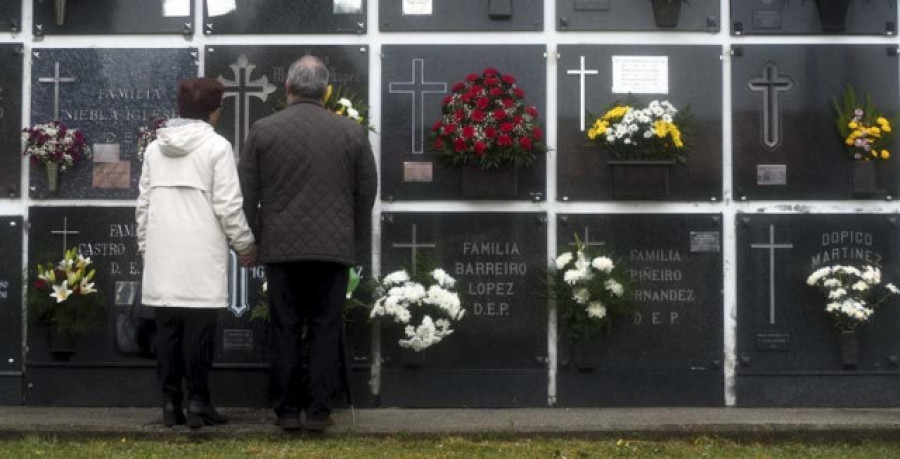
[833,86,894,161]
[586,100,691,164]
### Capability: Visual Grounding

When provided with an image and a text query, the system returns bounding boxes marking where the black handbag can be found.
[115,282,156,358]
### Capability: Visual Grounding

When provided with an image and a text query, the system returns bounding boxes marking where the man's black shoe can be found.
[186,401,230,429]
[162,401,186,427]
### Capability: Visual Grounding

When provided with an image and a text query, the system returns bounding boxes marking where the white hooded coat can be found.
[136,119,255,308]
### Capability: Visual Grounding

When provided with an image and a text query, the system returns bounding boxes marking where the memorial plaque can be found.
[557,0,719,32]
[732,45,899,200]
[556,214,723,406]
[29,48,197,200]
[380,212,547,407]
[732,0,896,35]
[32,0,194,35]
[736,214,900,406]
[381,0,542,32]
[204,45,368,164]
[557,45,722,201]
[382,45,546,201]
[0,216,23,404]
[0,45,23,198]
[204,0,366,34]
[0,1,21,32]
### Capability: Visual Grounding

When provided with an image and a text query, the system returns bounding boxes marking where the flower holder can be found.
[399,347,426,369]
[49,327,75,361]
[488,0,513,19]
[461,166,518,199]
[850,161,878,198]
[815,0,852,32]
[45,163,59,193]
[840,330,859,369]
[54,0,68,26]
[568,340,602,372]
[651,0,683,28]
[608,160,674,200]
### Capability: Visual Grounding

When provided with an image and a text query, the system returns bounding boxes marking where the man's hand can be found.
[238,245,259,267]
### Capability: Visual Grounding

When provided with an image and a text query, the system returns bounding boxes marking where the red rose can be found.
[432,121,443,132]
[433,138,444,149]
[470,85,483,95]
[443,95,454,105]
[462,125,476,139]
[533,127,543,141]
[454,138,467,152]
[476,97,490,110]
[444,123,457,134]
[465,73,479,82]
[502,75,516,84]
[519,136,533,150]
[451,82,466,93]
[489,87,503,97]
[513,115,524,125]
[513,88,525,99]
[474,141,487,155]
[454,110,465,122]
[460,92,473,103]
[483,67,499,76]
[484,127,498,139]
[500,122,514,133]
[502,98,514,108]
[484,76,500,87]
[493,109,506,121]
[471,110,486,123]
[34,279,47,290]
[526,105,539,117]
[497,135,512,147]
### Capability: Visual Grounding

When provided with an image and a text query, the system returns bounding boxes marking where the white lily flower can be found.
[50,280,73,303]
[337,98,353,108]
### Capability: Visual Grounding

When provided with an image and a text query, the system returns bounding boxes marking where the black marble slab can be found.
[380,212,548,407]
[204,45,369,164]
[380,0,542,32]
[0,216,23,404]
[731,0,896,36]
[732,45,900,201]
[32,0,194,35]
[557,0,719,32]
[736,214,900,406]
[29,48,197,200]
[0,45,23,198]
[0,1,21,32]
[555,214,724,406]
[204,0,367,34]
[381,45,547,202]
[557,45,722,202]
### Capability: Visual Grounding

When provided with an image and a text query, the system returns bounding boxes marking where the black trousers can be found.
[266,261,348,419]
[154,307,218,405]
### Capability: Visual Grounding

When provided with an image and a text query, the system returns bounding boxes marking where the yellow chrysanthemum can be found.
[587,128,598,140]
[877,117,889,126]
[848,121,859,129]
[602,106,630,121]
[882,149,891,160]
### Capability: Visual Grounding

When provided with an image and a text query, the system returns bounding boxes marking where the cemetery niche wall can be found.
[32,0,194,35]
[556,0,720,32]
[379,0,542,32]
[0,1,20,32]
[732,45,900,201]
[555,214,724,406]
[0,44,23,198]
[0,217,23,404]
[736,214,900,406]
[557,45,722,202]
[381,45,547,201]
[379,212,548,407]
[203,0,367,35]
[731,0,897,35]
[29,48,197,200]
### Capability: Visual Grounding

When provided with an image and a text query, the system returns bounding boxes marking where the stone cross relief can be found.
[748,62,794,151]
[228,249,250,317]
[565,55,600,132]
[37,61,77,120]
[218,54,276,159]
[392,223,436,275]
[50,216,79,257]
[389,59,447,155]
[568,226,606,249]
[751,224,793,325]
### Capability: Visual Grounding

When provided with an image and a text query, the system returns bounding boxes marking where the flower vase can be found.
[850,161,877,198]
[49,328,75,361]
[651,0,683,28]
[840,330,859,369]
[45,163,59,193]
[815,0,852,32]
[54,0,68,26]
[399,347,426,369]
[608,160,674,200]
[461,166,518,199]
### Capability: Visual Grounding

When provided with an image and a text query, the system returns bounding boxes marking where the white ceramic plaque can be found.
[403,0,433,15]
[207,0,237,17]
[611,56,669,94]
[334,0,363,14]
[162,0,190,17]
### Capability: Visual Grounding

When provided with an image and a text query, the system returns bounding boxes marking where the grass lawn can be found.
[2,435,900,458]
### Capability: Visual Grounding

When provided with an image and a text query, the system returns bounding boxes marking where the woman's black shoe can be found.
[186,401,230,429]
[163,401,186,427]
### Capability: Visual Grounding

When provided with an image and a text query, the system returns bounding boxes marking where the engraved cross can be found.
[566,55,600,132]
[748,62,794,151]
[50,216,80,256]
[218,55,276,158]
[389,59,447,155]
[37,62,77,120]
[392,223,436,275]
[751,224,793,325]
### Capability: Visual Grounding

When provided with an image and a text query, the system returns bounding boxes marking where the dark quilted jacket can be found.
[238,100,377,265]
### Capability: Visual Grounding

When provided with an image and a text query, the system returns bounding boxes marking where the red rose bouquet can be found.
[430,68,546,170]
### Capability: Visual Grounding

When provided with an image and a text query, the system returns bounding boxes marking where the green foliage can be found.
[28,285,104,342]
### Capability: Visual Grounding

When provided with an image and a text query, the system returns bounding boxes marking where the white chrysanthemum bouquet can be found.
[807,264,900,331]
[369,269,465,352]
[555,235,630,343]
[587,100,690,164]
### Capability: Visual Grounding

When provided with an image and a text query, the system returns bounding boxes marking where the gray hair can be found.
[286,55,329,100]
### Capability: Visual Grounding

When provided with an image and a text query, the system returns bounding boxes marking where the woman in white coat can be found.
[136,78,257,429]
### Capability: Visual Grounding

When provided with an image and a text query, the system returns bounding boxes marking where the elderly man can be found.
[238,56,377,432]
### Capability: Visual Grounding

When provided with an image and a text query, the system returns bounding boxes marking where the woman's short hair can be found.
[286,55,329,100]
[177,78,225,120]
